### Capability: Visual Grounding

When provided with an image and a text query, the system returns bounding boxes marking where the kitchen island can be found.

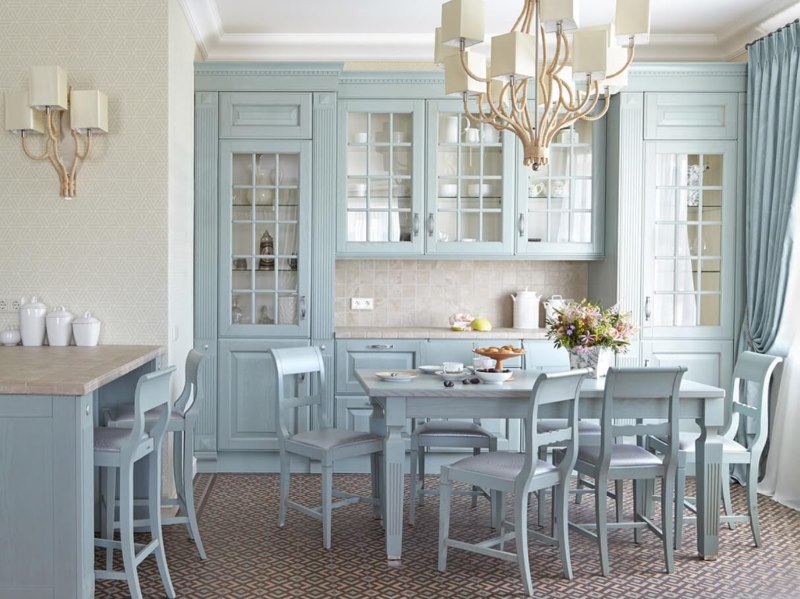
[0,345,162,599]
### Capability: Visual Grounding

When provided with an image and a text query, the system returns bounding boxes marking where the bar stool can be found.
[104,349,207,559]
[95,366,176,599]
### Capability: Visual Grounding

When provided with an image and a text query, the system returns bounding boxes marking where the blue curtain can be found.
[738,21,800,482]
[744,22,800,354]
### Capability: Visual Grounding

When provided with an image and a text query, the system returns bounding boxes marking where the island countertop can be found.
[335,326,549,340]
[0,345,164,396]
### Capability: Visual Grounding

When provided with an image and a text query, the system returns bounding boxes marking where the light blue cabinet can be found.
[644,93,739,140]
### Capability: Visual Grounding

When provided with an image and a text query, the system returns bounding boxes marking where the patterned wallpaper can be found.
[0,0,171,344]
[336,260,588,328]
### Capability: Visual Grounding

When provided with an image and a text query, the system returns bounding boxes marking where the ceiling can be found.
[179,0,800,63]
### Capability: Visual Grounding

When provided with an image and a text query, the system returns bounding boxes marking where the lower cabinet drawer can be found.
[335,339,421,394]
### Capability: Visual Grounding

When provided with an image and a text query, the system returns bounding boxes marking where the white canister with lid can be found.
[19,296,47,346]
[46,306,74,346]
[73,312,101,347]
[544,295,573,323]
[510,288,542,329]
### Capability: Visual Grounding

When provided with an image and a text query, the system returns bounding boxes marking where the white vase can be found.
[568,346,614,378]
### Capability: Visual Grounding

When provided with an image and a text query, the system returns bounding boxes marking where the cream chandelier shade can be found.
[436,0,650,170]
[4,66,108,199]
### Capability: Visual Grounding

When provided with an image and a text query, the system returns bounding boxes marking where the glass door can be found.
[338,100,425,254]
[642,140,736,339]
[426,100,515,255]
[517,117,605,257]
[219,139,311,337]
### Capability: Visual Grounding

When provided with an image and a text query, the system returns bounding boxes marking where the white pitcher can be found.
[510,288,541,329]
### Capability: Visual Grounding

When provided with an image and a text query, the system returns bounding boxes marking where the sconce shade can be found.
[489,32,537,80]
[434,27,460,65]
[69,90,108,133]
[443,52,486,95]
[540,0,579,32]
[615,0,651,43]
[441,0,484,48]
[4,91,44,134]
[29,65,69,111]
[572,27,611,81]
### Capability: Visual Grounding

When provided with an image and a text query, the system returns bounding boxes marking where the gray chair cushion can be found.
[106,404,184,429]
[450,451,557,482]
[414,420,493,438]
[94,427,143,453]
[578,444,664,468]
[292,428,381,451]
[538,418,601,434]
[677,432,748,453]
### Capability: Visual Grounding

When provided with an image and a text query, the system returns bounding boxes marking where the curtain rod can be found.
[745,18,799,49]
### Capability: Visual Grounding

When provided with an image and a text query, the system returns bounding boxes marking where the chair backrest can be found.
[125,366,176,455]
[726,351,782,452]
[269,346,327,442]
[597,367,686,470]
[519,368,588,492]
[174,349,206,416]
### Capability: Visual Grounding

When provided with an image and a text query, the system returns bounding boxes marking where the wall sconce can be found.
[4,66,108,200]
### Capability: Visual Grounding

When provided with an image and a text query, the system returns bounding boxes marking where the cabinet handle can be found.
[412,213,420,237]
[427,213,435,237]
[644,359,650,367]
[85,404,91,416]
[203,344,209,350]
[644,296,652,322]
[300,296,307,320]
[367,344,394,350]
[518,212,525,237]
[320,345,326,351]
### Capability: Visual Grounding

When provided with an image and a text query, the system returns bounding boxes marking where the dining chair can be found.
[95,366,177,599]
[270,345,383,549]
[566,366,686,577]
[437,369,587,597]
[104,349,208,559]
[647,351,782,549]
[408,419,497,526]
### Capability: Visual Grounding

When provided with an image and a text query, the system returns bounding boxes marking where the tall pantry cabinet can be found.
[590,64,746,389]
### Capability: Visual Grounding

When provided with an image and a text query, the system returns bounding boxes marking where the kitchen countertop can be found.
[0,345,164,395]
[335,326,549,340]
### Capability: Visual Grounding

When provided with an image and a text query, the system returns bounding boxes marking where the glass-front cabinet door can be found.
[337,100,425,255]
[516,117,605,257]
[642,140,736,339]
[426,100,515,255]
[219,139,311,337]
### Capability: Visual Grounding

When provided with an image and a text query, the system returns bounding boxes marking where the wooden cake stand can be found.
[473,348,526,371]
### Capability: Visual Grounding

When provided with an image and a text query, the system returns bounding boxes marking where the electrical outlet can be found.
[0,299,19,313]
[0,300,7,312]
[350,297,374,310]
[10,299,20,311]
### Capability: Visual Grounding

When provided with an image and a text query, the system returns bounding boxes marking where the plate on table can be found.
[418,365,441,375]
[376,370,418,382]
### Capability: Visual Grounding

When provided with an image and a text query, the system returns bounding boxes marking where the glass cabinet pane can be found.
[344,109,417,246]
[228,150,301,327]
[523,122,593,246]
[650,151,726,328]
[435,110,507,244]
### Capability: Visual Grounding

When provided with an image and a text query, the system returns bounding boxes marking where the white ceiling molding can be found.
[180,0,800,63]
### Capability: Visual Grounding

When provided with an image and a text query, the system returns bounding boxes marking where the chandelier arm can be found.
[486,83,530,144]
[20,131,51,161]
[458,48,489,83]
[607,43,636,80]
[73,129,93,161]
[44,108,71,188]
[520,0,534,33]
[580,89,612,122]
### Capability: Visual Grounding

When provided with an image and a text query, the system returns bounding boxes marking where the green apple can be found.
[470,317,493,332]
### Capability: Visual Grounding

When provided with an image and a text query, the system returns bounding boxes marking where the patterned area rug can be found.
[95,473,800,598]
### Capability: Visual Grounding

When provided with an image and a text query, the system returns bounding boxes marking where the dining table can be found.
[355,368,727,563]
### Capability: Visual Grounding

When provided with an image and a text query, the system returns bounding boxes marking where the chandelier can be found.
[435,0,650,170]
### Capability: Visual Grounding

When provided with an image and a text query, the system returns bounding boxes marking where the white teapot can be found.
[510,289,541,329]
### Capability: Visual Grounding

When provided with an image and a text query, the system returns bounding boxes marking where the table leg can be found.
[695,421,723,560]
[381,398,407,561]
[369,399,385,521]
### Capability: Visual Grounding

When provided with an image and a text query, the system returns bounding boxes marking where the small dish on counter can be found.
[436,370,470,382]
[376,370,417,382]
[418,365,441,374]
[474,368,513,384]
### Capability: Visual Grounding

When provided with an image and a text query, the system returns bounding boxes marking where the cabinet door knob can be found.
[412,213,420,237]
[644,296,652,321]
[85,404,91,416]
[320,344,326,351]
[427,213,435,237]
[518,212,525,237]
[300,296,307,320]
[367,344,394,350]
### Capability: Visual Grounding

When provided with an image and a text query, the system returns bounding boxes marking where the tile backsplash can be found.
[336,260,588,328]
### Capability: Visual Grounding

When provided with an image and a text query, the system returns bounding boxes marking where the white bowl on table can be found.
[474,368,513,384]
